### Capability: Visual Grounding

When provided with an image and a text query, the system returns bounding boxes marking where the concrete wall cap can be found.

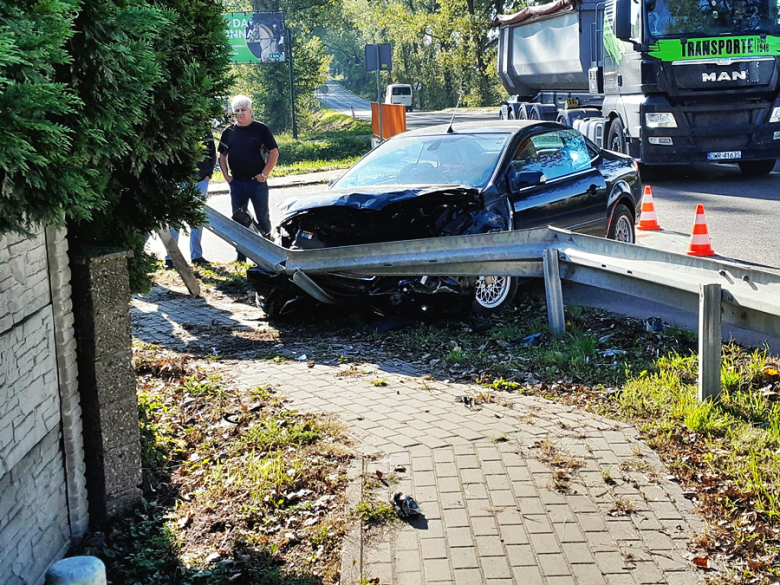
[70,247,134,264]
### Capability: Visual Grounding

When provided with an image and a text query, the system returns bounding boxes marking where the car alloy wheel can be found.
[608,203,635,243]
[473,275,517,314]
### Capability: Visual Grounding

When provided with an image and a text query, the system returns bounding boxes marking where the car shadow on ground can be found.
[130,278,488,384]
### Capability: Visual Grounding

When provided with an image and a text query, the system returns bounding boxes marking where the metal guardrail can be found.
[204,205,780,401]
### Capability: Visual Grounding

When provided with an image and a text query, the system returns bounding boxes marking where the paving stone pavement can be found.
[132,287,705,585]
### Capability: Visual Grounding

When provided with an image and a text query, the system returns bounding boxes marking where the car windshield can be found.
[647,0,780,37]
[333,133,511,190]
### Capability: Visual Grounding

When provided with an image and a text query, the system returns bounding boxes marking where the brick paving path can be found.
[132,287,704,585]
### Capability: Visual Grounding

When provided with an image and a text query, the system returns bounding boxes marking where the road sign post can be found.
[365,43,392,143]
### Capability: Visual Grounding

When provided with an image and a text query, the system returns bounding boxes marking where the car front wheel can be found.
[608,203,635,243]
[472,275,518,315]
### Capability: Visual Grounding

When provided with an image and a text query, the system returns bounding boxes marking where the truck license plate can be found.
[707,151,741,160]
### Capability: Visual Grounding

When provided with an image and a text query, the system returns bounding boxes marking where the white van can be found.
[384,84,413,111]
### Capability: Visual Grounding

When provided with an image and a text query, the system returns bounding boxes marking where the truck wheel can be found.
[607,203,635,243]
[499,110,505,120]
[472,275,518,315]
[607,118,626,154]
[738,160,775,176]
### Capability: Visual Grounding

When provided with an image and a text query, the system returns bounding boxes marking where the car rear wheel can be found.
[608,203,635,243]
[738,160,775,176]
[472,275,518,315]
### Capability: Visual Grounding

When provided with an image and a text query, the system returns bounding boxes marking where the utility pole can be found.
[286,27,298,139]
[375,44,383,143]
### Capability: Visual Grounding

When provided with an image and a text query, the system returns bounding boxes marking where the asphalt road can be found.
[314,81,499,129]
[640,163,780,269]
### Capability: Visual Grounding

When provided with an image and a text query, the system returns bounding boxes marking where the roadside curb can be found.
[208,176,334,196]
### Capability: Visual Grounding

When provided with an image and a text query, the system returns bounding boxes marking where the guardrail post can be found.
[543,249,566,338]
[698,282,722,402]
[157,229,201,297]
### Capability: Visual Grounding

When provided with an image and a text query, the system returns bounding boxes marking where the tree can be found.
[335,0,504,109]
[0,0,232,292]
[0,0,94,234]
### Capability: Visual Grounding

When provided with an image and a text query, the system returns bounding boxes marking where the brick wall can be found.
[0,228,88,585]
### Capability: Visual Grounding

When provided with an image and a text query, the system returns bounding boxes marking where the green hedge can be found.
[1,0,232,292]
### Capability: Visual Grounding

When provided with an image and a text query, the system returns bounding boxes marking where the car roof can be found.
[399,120,562,138]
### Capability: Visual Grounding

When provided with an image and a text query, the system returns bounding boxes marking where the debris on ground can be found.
[391,492,421,518]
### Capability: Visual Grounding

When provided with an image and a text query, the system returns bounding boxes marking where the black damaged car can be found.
[248,120,642,318]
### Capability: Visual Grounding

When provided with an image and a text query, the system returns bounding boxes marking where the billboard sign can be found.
[225,12,285,64]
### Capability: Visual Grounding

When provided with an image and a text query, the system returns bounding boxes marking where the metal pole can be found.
[698,282,722,402]
[286,27,298,139]
[543,249,566,337]
[376,45,383,143]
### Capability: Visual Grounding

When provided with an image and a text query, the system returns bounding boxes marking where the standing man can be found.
[166,133,216,268]
[218,95,279,262]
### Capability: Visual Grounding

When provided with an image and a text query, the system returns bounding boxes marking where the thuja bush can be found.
[0,0,232,291]
[0,0,92,232]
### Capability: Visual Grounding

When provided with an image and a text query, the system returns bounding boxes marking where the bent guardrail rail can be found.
[204,205,780,402]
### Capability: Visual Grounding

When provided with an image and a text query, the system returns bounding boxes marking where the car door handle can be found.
[586,184,600,197]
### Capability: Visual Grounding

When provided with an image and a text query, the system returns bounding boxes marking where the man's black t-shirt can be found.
[218,121,278,180]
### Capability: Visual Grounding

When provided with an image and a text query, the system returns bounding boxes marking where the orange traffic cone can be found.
[687,204,715,257]
[637,185,662,231]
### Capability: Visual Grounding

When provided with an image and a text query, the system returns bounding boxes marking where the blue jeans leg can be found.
[230,179,271,262]
[190,178,209,260]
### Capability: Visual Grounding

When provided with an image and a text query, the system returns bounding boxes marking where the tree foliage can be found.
[332,0,507,109]
[0,0,231,291]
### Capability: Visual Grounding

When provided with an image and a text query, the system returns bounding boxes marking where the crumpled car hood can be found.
[276,185,490,248]
[277,185,480,221]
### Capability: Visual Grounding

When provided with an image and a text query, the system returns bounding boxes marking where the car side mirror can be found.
[508,169,547,191]
[327,175,342,188]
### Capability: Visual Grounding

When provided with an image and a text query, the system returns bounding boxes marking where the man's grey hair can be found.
[231,95,252,111]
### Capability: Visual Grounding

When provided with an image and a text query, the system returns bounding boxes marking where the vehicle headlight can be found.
[645,113,677,128]
[770,107,780,123]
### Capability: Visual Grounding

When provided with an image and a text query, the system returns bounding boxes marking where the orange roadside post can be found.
[637,185,662,231]
[687,204,716,257]
[371,103,406,140]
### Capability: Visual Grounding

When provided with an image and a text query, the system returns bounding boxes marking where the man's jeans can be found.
[229,179,271,262]
[167,178,209,261]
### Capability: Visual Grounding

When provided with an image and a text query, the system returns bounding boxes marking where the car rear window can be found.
[392,87,411,95]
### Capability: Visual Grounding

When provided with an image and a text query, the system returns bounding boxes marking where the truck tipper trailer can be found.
[493,0,780,174]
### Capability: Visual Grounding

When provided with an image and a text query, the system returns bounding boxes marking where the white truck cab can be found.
[384,84,413,111]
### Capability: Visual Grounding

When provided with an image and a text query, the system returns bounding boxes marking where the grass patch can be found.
[193,262,250,294]
[273,110,371,177]
[78,345,353,584]
[616,343,780,578]
[354,501,397,525]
